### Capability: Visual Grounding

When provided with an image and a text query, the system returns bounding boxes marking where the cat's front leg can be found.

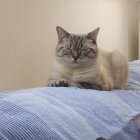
[97,72,114,91]
[47,78,70,87]
[100,79,113,91]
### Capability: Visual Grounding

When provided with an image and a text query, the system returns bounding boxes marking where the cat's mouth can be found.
[71,60,78,64]
[71,62,77,64]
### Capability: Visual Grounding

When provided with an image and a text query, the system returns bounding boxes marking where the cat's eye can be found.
[80,49,87,55]
[57,47,64,52]
[66,48,71,51]
[62,49,72,56]
[81,49,86,52]
[80,48,94,57]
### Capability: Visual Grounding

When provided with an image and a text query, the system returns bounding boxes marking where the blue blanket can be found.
[0,60,140,140]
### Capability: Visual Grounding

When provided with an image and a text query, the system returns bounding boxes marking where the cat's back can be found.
[97,49,128,89]
[110,50,129,89]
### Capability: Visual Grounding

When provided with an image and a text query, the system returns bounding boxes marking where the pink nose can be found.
[72,55,79,61]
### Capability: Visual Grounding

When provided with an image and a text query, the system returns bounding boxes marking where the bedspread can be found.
[0,60,140,140]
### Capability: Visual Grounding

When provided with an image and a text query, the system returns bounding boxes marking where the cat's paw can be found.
[101,82,113,91]
[47,79,70,87]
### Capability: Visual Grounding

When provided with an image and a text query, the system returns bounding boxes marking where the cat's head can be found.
[55,26,100,67]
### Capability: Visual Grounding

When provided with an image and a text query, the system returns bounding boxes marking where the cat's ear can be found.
[56,26,69,42]
[87,27,100,44]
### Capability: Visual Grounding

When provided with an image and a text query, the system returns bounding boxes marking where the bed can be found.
[0,60,140,140]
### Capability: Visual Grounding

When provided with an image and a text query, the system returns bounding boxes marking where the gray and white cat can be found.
[47,26,128,90]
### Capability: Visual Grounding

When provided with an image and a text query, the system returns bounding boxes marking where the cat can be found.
[47,26,128,90]
[96,113,140,140]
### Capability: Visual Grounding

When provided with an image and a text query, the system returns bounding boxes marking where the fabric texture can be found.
[0,60,140,140]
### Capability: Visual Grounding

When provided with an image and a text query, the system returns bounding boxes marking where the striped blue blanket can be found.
[0,60,140,140]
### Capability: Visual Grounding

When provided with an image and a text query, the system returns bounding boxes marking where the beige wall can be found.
[0,0,138,91]
[127,0,138,60]
[138,1,140,59]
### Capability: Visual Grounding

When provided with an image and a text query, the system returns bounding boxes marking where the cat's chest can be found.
[71,68,97,82]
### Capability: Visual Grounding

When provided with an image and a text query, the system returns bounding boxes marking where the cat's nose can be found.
[73,55,78,61]
[72,51,79,61]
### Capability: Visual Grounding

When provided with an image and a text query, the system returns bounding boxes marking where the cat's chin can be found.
[70,62,79,66]
[68,61,80,67]
[71,61,78,64]
[71,60,80,65]
[70,60,90,67]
